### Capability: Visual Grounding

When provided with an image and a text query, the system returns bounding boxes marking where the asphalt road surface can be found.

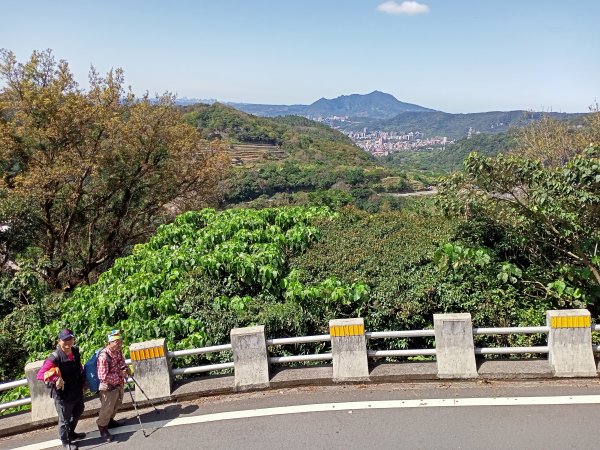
[3,379,600,450]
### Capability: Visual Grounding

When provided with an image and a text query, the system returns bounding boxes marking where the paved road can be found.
[380,189,438,197]
[3,379,600,450]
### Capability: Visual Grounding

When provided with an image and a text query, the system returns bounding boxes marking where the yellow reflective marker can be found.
[330,324,364,336]
[551,316,590,328]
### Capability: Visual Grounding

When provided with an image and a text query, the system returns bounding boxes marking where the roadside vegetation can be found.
[1,50,599,412]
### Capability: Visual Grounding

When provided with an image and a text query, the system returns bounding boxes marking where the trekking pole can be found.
[129,374,159,413]
[125,377,148,438]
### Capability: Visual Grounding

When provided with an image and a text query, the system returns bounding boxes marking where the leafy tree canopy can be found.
[438,147,600,303]
[27,206,369,361]
[0,49,229,289]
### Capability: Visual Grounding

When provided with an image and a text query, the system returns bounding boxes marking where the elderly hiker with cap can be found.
[96,329,130,442]
[36,329,85,450]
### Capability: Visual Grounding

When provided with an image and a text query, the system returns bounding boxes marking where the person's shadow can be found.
[77,403,199,448]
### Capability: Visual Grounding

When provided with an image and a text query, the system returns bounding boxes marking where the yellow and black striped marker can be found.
[130,346,165,361]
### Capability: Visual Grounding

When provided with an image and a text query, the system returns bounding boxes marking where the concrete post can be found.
[24,360,56,421]
[330,318,369,382]
[230,325,270,391]
[129,338,172,401]
[434,313,478,379]
[546,309,597,377]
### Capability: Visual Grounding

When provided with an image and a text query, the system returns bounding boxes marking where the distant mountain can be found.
[228,91,436,119]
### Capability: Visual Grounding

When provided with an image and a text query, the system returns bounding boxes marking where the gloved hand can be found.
[55,377,65,390]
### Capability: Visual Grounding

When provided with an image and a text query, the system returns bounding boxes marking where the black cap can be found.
[58,329,74,340]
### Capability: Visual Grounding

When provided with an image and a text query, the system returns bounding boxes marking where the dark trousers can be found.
[54,395,85,443]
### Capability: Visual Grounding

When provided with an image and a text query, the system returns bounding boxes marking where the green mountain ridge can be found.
[228,90,435,119]
[340,110,587,140]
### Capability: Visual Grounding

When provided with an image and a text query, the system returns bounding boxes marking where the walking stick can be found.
[125,377,148,438]
[129,374,159,414]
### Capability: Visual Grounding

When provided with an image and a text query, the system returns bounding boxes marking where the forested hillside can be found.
[1,50,599,415]
[381,132,518,174]
[338,110,585,140]
[180,102,433,209]
[181,103,372,165]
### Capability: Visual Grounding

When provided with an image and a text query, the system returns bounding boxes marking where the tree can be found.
[511,114,593,167]
[438,148,600,301]
[0,49,229,289]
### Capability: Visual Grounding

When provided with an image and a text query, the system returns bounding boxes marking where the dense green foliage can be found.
[437,147,600,307]
[290,203,558,353]
[26,207,369,364]
[221,161,431,207]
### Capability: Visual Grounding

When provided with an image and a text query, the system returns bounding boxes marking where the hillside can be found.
[380,132,518,174]
[338,110,586,140]
[229,91,435,119]
[181,103,374,166]
[179,103,433,209]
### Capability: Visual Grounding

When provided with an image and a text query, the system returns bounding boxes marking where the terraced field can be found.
[228,144,288,165]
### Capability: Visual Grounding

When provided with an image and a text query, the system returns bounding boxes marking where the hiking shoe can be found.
[108,418,123,428]
[98,425,113,443]
[69,431,86,440]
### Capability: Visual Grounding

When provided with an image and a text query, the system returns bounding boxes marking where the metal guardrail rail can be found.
[267,334,332,364]
[473,326,549,335]
[1,323,599,411]
[0,379,28,392]
[366,329,436,358]
[366,330,435,338]
[170,344,234,376]
[472,326,550,355]
[0,379,31,412]
[0,398,31,410]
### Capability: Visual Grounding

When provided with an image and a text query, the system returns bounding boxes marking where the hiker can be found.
[36,329,86,450]
[96,329,130,442]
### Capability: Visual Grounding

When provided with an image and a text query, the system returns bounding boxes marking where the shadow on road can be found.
[75,403,199,449]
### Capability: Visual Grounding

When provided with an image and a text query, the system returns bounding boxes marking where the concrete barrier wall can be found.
[330,318,369,381]
[547,309,597,377]
[130,338,172,401]
[230,325,270,391]
[19,309,600,422]
[24,361,55,422]
[434,313,478,379]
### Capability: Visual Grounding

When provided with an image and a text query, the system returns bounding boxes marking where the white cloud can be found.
[376,1,430,15]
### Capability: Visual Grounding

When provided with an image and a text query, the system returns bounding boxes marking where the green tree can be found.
[0,49,229,289]
[438,148,600,301]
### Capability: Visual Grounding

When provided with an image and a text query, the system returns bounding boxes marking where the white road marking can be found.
[11,394,600,450]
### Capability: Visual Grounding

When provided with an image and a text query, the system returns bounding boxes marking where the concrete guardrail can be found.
[1,308,599,423]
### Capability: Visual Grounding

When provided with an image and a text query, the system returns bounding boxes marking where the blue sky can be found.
[1,1,598,113]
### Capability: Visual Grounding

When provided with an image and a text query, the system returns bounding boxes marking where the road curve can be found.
[3,380,600,450]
